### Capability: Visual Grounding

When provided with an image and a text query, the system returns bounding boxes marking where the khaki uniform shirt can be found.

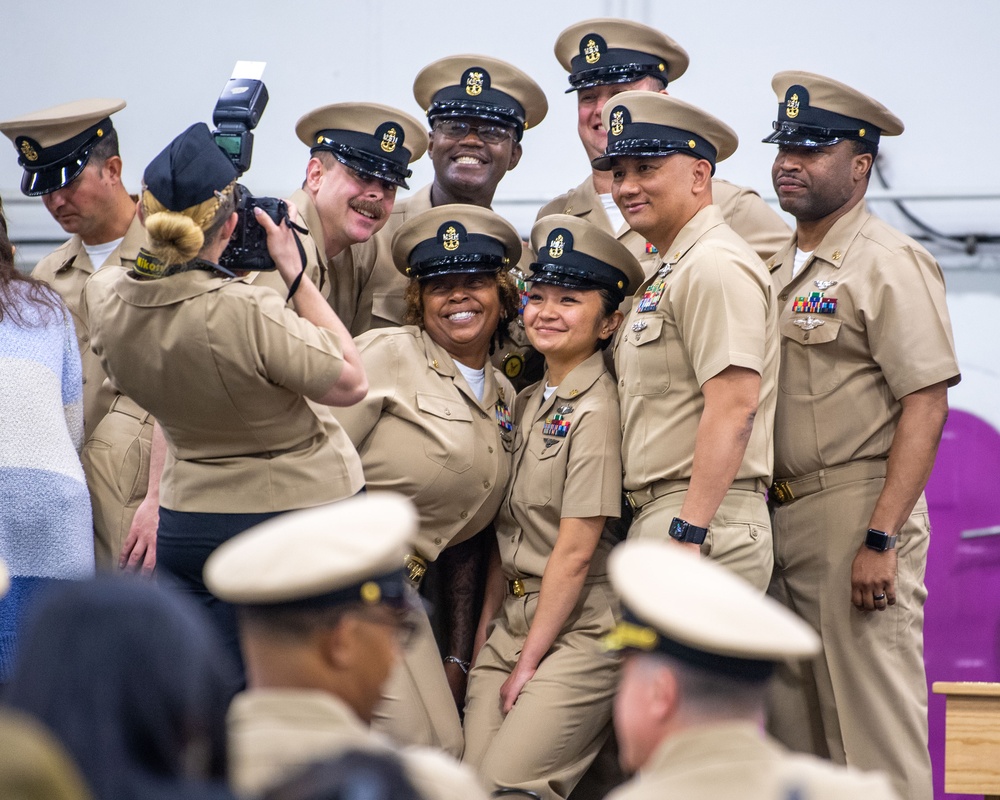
[769,200,960,478]
[91,269,363,513]
[228,689,488,800]
[615,205,778,491]
[333,326,514,560]
[607,722,901,800]
[497,351,622,579]
[326,184,434,335]
[537,175,790,281]
[32,213,146,438]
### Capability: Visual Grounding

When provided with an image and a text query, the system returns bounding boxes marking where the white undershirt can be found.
[83,237,123,270]
[454,360,485,402]
[599,192,627,233]
[543,384,558,401]
[792,248,814,279]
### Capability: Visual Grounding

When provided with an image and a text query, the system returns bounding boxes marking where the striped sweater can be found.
[0,285,94,679]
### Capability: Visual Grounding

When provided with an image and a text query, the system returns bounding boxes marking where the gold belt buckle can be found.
[770,480,795,505]
[403,553,427,587]
[625,491,639,512]
[511,578,526,598]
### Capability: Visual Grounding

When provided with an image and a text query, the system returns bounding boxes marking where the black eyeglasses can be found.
[433,120,514,144]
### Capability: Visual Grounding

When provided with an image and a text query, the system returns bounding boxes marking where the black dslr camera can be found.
[211,65,286,272]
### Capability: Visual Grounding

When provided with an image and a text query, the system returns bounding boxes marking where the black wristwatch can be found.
[865,528,898,552]
[668,517,708,545]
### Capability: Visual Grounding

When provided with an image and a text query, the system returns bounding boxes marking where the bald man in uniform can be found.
[539,18,789,284]
[600,92,777,591]
[602,539,901,800]
[204,493,489,800]
[0,99,157,572]
[761,72,960,800]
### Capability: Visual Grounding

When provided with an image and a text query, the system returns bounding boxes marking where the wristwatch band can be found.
[864,528,898,552]
[668,517,708,545]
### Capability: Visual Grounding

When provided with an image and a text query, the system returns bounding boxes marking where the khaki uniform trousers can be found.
[627,484,773,591]
[767,469,931,800]
[371,586,464,758]
[463,581,620,800]
[81,394,154,569]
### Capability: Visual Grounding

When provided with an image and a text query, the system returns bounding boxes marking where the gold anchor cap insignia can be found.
[548,234,565,259]
[465,69,485,96]
[786,91,801,119]
[380,126,398,153]
[583,37,601,64]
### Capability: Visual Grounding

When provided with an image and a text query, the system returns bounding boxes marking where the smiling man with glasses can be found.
[326,54,547,337]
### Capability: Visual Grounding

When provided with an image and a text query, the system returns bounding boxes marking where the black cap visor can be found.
[312,130,413,189]
[21,153,90,196]
[530,260,630,302]
[567,63,666,93]
[762,120,858,148]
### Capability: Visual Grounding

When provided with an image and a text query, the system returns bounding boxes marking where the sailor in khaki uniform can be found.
[463,216,642,800]
[602,93,778,590]
[91,122,366,679]
[0,99,158,572]
[762,72,960,800]
[539,18,789,284]
[333,205,522,757]
[287,102,427,307]
[204,493,489,800]
[603,540,901,800]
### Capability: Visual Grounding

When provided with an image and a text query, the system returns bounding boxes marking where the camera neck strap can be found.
[285,217,310,301]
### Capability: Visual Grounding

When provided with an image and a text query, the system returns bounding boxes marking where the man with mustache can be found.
[288,103,427,288]
[762,72,960,800]
[0,99,158,574]
[539,18,790,283]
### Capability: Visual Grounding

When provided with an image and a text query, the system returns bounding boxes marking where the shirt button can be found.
[803,332,811,341]
[488,446,494,453]
[445,409,451,416]
[480,411,488,419]
[460,511,468,519]
[619,379,625,387]
[434,537,442,545]
[483,481,491,489]
[779,293,789,301]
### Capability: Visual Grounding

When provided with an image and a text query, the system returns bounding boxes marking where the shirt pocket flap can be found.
[415,392,474,422]
[781,316,842,345]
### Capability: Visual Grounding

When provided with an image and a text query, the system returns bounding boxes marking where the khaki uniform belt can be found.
[507,574,606,598]
[625,477,767,513]
[108,393,152,425]
[770,459,888,506]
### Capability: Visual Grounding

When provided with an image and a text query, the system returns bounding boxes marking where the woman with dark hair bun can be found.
[3,576,236,800]
[0,195,94,682]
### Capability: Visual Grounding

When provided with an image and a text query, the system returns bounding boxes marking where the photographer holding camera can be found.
[91,122,367,685]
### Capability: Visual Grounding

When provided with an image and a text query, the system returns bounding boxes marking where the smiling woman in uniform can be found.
[462,215,643,800]
[332,204,521,757]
